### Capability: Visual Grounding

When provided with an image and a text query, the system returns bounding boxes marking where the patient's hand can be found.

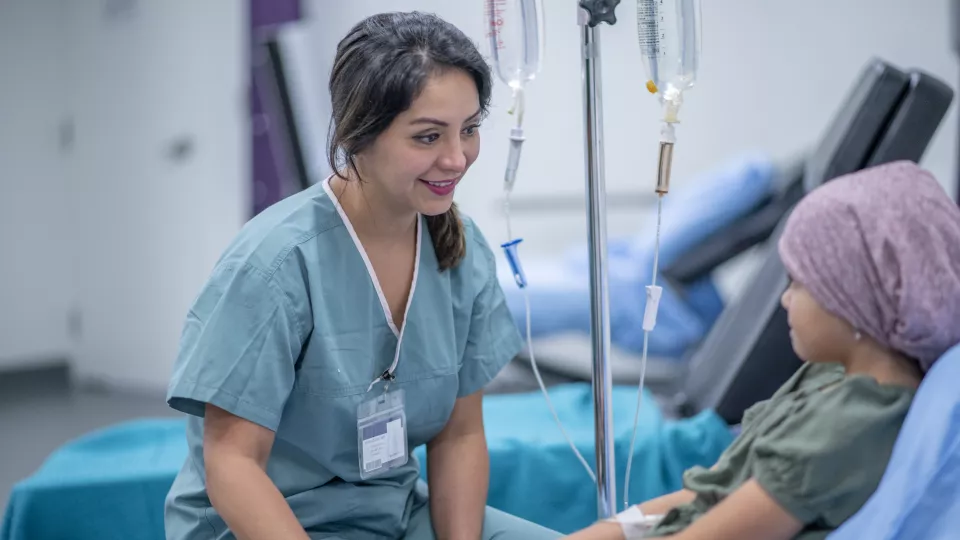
[564,490,694,540]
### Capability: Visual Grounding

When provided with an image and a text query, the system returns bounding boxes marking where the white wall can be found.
[298,0,959,256]
[0,1,248,389]
[0,0,74,370]
[0,0,245,392]
[59,0,248,391]
[1,0,956,391]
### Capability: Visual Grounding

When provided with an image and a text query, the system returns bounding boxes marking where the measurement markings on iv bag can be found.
[637,0,663,56]
[485,0,508,50]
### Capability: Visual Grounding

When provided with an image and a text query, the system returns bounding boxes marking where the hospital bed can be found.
[2,59,957,539]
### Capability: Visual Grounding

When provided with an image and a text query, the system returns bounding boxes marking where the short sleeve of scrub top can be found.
[167,260,305,431]
[457,222,524,397]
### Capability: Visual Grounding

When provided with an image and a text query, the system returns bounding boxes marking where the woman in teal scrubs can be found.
[163,11,559,540]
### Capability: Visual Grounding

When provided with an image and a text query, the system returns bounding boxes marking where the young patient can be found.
[568,160,960,540]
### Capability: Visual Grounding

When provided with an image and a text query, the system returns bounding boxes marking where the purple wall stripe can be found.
[250,0,301,217]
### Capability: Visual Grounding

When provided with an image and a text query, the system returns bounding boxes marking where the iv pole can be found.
[950,0,960,205]
[577,0,621,520]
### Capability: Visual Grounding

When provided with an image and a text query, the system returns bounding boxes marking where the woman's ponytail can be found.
[426,203,466,271]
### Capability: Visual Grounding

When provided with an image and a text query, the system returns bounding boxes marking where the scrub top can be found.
[648,362,916,540]
[164,178,523,539]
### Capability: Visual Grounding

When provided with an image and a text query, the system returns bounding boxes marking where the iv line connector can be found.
[656,142,674,195]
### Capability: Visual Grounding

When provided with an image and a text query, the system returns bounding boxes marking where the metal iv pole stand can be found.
[577,0,621,520]
[950,0,960,204]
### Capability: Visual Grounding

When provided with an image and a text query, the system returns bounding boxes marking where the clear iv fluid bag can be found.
[485,0,545,90]
[637,0,701,108]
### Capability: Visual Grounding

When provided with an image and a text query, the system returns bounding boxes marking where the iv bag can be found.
[485,0,545,90]
[637,0,701,110]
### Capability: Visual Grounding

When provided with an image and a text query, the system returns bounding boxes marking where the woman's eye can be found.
[416,133,440,144]
[463,124,481,136]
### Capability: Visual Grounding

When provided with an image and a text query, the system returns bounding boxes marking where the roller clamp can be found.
[501,238,528,289]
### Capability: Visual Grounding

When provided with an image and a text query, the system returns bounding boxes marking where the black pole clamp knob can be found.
[578,0,622,27]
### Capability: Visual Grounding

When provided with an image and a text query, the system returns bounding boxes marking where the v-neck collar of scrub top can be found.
[322,176,421,388]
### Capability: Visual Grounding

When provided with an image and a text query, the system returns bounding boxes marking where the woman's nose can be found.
[438,140,467,173]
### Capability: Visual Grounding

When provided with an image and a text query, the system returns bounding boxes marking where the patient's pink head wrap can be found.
[778,161,960,371]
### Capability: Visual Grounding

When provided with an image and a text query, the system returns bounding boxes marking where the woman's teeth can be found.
[424,180,453,187]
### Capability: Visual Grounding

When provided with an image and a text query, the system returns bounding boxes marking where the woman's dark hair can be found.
[327,11,493,271]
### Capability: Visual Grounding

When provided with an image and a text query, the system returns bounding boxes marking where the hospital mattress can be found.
[1,386,732,539]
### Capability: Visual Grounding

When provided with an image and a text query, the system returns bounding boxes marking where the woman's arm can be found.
[427,391,489,540]
[671,479,803,540]
[204,404,310,540]
[565,520,626,540]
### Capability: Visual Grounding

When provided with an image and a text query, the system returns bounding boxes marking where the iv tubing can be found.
[524,288,598,484]
[623,193,664,510]
[503,87,526,242]
[621,96,681,509]
[504,87,527,200]
[496,76,597,482]
[501,87,597,484]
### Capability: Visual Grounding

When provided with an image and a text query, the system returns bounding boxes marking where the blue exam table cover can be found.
[827,342,960,540]
[500,153,778,359]
[1,385,732,539]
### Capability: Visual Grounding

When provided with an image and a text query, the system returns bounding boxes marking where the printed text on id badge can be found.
[357,388,408,479]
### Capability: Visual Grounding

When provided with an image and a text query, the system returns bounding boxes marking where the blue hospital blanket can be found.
[415,385,733,533]
[1,420,185,540]
[1,387,732,539]
[500,154,777,359]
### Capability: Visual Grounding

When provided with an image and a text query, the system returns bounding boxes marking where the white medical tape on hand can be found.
[604,506,661,540]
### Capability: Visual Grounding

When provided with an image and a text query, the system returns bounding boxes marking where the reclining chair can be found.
[675,59,954,423]
[502,58,954,424]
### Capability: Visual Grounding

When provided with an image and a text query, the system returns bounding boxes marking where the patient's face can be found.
[781,280,855,363]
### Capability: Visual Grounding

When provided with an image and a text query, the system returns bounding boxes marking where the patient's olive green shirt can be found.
[649,362,915,540]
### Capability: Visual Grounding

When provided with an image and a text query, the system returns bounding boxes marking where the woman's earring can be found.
[854,330,862,341]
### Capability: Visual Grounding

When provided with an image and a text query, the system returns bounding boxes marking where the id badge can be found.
[357,388,408,479]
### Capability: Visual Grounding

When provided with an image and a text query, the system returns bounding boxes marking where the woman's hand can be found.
[204,404,310,540]
[565,520,628,540]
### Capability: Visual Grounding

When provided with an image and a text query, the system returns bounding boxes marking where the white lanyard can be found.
[367,321,408,392]
[323,176,421,394]
[364,217,421,393]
